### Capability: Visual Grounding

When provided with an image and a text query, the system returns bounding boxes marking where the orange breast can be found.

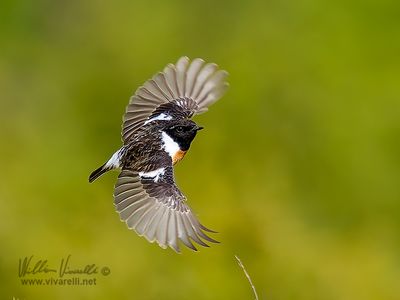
[172,150,187,165]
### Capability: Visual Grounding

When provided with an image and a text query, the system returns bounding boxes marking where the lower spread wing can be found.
[122,57,229,143]
[114,168,218,252]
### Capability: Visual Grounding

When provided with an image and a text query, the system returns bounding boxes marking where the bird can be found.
[89,57,228,252]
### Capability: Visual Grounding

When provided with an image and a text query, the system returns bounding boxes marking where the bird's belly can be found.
[172,150,186,165]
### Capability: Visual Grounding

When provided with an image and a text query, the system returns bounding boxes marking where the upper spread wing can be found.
[114,168,218,252]
[122,57,229,143]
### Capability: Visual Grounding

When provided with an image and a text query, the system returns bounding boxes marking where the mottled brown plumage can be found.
[121,117,199,171]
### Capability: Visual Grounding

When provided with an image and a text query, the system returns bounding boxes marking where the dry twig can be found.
[235,255,259,300]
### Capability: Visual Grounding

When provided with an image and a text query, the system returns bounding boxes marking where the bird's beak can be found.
[196,126,204,131]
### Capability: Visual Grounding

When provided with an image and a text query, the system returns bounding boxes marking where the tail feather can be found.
[89,163,112,183]
[89,148,124,183]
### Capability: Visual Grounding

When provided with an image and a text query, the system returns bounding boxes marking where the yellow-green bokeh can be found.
[1,0,399,299]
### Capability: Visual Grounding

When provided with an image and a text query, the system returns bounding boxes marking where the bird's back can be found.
[122,123,171,172]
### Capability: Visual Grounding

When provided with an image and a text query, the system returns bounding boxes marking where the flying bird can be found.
[89,57,228,252]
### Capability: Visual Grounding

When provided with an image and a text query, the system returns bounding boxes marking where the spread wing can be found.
[114,168,218,252]
[122,57,228,143]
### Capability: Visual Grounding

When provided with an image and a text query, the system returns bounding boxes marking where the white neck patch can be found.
[161,131,180,158]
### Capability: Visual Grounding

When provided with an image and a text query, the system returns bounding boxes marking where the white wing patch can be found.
[139,167,165,182]
[144,113,172,125]
[161,131,180,159]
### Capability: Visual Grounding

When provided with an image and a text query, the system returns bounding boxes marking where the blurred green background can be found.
[1,0,400,299]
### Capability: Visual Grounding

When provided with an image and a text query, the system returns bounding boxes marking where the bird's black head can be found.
[163,119,203,151]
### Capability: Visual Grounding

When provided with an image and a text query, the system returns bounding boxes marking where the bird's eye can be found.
[176,126,184,133]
